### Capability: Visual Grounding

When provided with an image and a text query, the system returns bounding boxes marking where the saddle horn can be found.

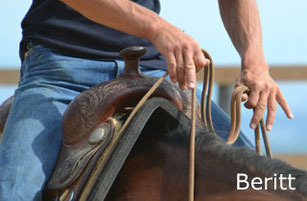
[120,46,147,75]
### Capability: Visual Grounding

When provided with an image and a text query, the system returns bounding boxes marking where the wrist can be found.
[241,49,269,72]
[143,16,164,42]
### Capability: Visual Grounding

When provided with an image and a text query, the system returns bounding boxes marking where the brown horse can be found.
[102,110,307,201]
[1,92,307,201]
[1,46,306,201]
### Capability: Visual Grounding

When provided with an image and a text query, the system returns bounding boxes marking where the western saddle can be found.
[0,46,201,201]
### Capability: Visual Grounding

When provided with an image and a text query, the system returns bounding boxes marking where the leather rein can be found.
[114,49,273,201]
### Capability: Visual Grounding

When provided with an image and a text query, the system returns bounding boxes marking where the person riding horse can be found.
[0,0,293,200]
[1,46,306,201]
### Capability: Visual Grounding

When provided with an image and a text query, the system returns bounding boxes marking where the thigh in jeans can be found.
[0,44,118,201]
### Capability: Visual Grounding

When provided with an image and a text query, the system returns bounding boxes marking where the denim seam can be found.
[114,60,125,78]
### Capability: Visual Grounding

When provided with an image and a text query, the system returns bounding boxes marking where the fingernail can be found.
[188,82,195,89]
[267,125,272,131]
[289,113,294,119]
[250,123,257,129]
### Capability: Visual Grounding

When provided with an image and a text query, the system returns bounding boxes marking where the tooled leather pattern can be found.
[62,74,200,145]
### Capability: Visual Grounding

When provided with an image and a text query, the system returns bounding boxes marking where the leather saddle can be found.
[0,46,201,201]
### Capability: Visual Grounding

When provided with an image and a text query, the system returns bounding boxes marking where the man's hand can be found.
[236,63,293,131]
[60,0,207,90]
[149,22,209,90]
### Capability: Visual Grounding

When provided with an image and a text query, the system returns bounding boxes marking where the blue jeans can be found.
[0,44,252,201]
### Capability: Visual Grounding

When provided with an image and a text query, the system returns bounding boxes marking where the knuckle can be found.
[268,84,276,92]
[250,83,260,91]
[263,88,270,94]
[181,41,190,50]
[165,44,174,52]
[174,44,181,51]
[249,102,257,108]
[268,104,277,112]
[191,41,199,49]
[246,101,257,108]
[257,102,266,111]
[257,82,266,90]
[276,85,281,92]
[242,72,253,82]
[247,98,258,108]
[168,62,176,69]
[185,62,195,69]
[263,83,270,90]
[196,57,207,67]
[177,65,184,70]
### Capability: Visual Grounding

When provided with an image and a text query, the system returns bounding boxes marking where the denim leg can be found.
[0,45,119,201]
[209,101,253,147]
[0,82,70,201]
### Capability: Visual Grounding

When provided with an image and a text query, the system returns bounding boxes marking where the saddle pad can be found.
[85,97,202,201]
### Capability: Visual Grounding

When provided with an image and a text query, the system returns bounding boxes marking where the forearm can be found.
[218,0,267,70]
[60,0,208,90]
[60,0,165,41]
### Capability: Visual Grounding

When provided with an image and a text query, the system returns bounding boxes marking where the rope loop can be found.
[226,85,273,158]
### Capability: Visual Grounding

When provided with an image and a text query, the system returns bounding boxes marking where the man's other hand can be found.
[236,63,294,131]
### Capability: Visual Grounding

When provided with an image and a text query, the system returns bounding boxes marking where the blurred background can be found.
[0,0,306,168]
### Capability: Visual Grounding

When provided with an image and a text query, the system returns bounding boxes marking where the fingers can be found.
[246,86,292,131]
[175,48,187,90]
[235,78,248,102]
[244,88,260,109]
[194,50,209,72]
[151,25,208,89]
[241,93,248,102]
[276,88,294,119]
[183,48,196,89]
[170,47,207,90]
[266,94,277,131]
[235,69,293,132]
[250,91,269,129]
[165,52,177,84]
